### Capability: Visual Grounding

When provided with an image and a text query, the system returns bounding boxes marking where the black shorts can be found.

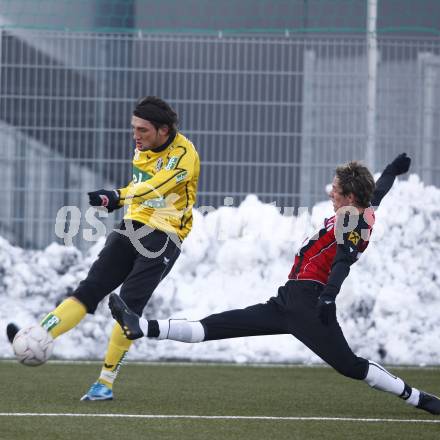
[201,280,368,379]
[73,221,180,315]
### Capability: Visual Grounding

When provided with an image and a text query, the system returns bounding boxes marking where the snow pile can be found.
[0,175,439,365]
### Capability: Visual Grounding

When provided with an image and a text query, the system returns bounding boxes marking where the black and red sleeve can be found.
[322,216,369,299]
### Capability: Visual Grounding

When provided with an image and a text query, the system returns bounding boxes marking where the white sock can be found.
[99,369,117,385]
[364,360,420,406]
[157,319,205,342]
[139,317,149,336]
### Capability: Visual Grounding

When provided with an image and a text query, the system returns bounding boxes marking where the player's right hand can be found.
[88,189,120,212]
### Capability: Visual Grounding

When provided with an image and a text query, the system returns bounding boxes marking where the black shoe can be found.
[6,323,20,344]
[108,293,144,340]
[417,391,440,415]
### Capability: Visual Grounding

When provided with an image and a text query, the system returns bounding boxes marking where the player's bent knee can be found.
[72,289,100,314]
[333,357,369,380]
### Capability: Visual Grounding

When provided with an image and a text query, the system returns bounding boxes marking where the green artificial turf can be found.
[0,361,438,440]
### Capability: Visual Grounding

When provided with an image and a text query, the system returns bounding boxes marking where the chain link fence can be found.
[0,30,439,249]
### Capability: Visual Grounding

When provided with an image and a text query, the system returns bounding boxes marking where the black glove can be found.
[87,189,120,212]
[387,153,411,176]
[317,294,337,326]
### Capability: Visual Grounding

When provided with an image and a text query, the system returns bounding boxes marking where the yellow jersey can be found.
[118,132,200,241]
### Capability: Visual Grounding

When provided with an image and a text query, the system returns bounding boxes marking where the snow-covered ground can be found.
[1,175,439,365]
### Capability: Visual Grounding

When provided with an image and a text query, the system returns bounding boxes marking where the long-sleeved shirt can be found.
[288,167,396,297]
[118,132,200,241]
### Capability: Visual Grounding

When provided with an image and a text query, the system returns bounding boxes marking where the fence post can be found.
[366,0,378,171]
[300,49,315,209]
[419,53,439,186]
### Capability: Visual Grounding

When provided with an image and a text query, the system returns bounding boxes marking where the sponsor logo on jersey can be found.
[155,158,163,171]
[132,166,152,184]
[175,170,187,183]
[165,156,179,170]
[142,197,166,209]
[348,231,361,246]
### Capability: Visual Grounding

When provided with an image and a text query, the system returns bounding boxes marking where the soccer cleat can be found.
[417,391,440,415]
[108,293,144,340]
[80,382,113,401]
[6,323,20,344]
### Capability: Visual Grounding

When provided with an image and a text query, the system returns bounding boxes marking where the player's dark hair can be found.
[335,161,375,208]
[133,96,179,132]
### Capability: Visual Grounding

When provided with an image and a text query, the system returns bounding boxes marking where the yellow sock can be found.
[98,323,133,389]
[40,297,87,339]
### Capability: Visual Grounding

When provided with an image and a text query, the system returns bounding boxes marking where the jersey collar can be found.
[150,130,177,154]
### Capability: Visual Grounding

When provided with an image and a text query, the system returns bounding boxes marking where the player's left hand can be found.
[88,189,120,212]
[317,295,337,326]
[388,153,411,176]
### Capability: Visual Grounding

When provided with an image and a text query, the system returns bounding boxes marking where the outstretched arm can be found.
[316,242,356,326]
[317,212,371,326]
[371,153,411,207]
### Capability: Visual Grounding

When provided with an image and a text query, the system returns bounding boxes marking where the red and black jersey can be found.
[288,208,375,286]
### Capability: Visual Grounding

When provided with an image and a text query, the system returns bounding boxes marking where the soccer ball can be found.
[12,325,54,366]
